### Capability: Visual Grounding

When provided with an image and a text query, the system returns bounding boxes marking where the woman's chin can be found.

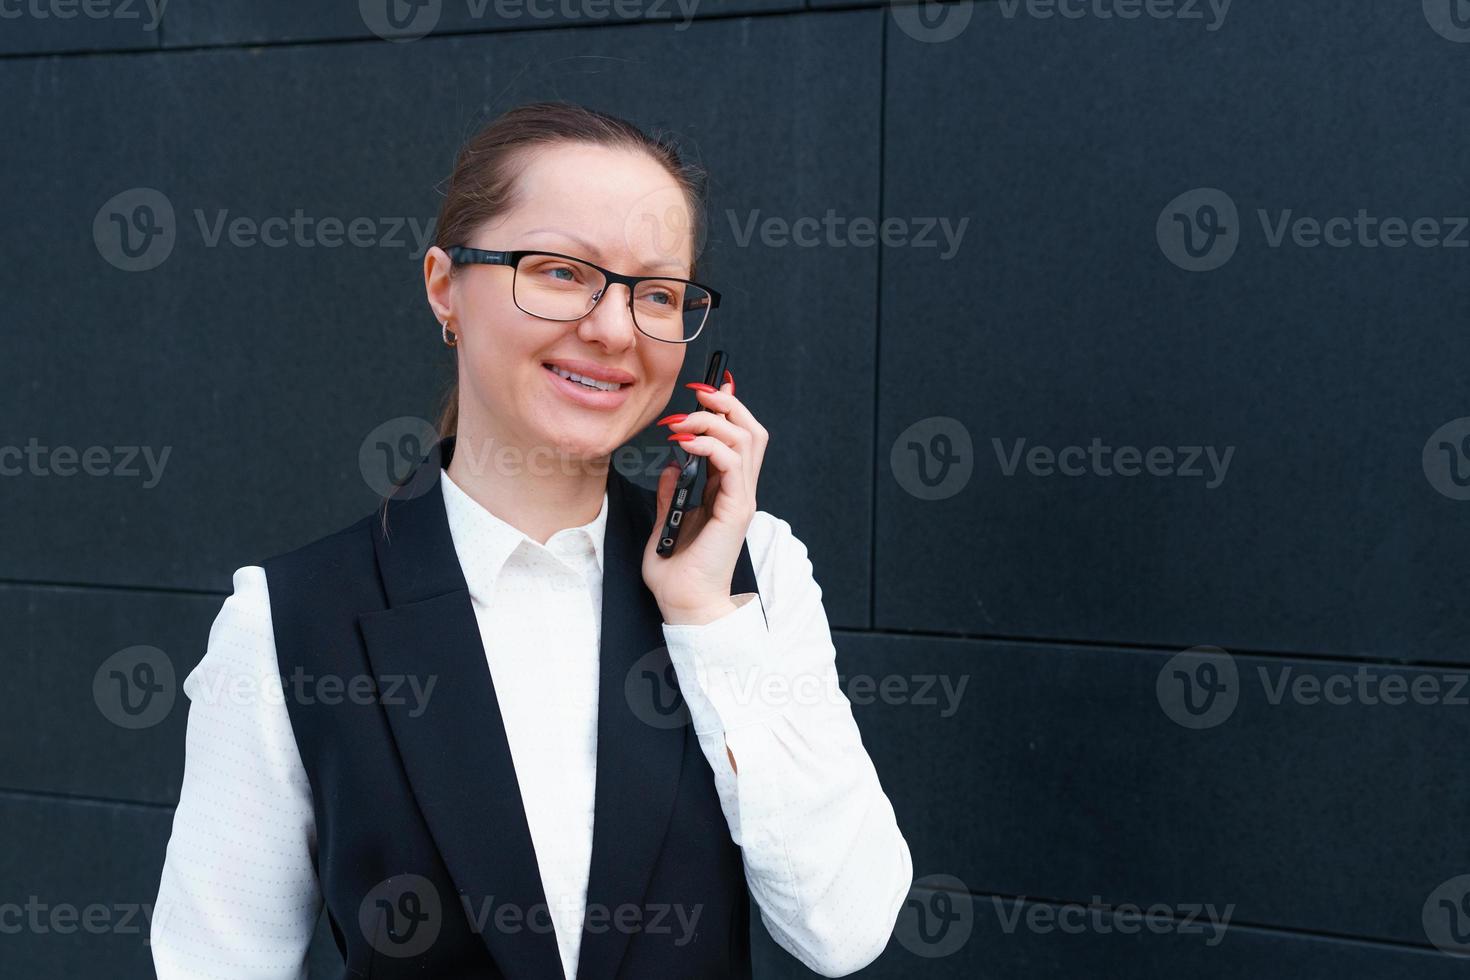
[533,424,622,466]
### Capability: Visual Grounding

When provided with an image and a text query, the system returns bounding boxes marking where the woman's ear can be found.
[423,245,455,324]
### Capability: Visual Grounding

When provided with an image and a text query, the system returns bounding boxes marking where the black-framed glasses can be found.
[446,246,721,344]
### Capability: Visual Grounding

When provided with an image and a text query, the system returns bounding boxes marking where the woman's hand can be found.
[642,371,769,625]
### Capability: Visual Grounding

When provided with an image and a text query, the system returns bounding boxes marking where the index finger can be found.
[688,381,767,443]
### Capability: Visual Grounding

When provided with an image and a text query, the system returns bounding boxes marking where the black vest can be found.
[262,435,756,979]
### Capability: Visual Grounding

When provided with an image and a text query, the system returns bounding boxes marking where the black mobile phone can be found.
[656,348,727,557]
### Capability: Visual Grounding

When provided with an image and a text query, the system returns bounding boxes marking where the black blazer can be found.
[262,435,761,979]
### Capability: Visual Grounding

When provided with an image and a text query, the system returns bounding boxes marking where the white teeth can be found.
[549,365,624,391]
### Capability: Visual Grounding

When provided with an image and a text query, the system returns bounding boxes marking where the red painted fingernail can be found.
[723,369,735,394]
[656,413,688,426]
[667,432,697,442]
[685,382,718,393]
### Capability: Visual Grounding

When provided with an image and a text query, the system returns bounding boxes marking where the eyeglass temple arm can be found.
[445,246,512,266]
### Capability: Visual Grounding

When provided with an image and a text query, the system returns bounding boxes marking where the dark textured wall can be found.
[3,1,1468,976]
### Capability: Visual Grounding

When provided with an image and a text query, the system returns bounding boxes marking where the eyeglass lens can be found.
[514,253,711,342]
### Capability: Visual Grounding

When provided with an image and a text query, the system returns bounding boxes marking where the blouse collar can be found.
[438,465,608,600]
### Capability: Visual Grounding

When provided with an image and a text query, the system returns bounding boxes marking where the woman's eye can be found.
[547,266,576,282]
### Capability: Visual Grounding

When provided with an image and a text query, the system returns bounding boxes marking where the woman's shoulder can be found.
[213,508,386,649]
[231,506,386,617]
[186,564,279,701]
[260,507,382,574]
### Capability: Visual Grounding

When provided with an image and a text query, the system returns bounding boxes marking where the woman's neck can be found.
[444,424,610,545]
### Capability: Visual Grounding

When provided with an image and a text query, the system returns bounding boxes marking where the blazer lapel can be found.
[358,435,564,979]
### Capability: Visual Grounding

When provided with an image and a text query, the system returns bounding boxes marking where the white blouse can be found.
[151,468,912,979]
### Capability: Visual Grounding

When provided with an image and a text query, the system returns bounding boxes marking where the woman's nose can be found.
[580,282,639,345]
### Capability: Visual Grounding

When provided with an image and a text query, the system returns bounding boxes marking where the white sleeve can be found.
[661,513,913,978]
[151,565,322,979]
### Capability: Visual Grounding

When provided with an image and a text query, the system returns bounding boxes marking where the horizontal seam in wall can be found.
[0,2,894,62]
[915,883,1457,958]
[833,626,1470,671]
[0,786,175,812]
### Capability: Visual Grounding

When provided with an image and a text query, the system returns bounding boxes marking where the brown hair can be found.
[429,100,709,439]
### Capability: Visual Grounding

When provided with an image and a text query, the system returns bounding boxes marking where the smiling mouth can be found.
[543,363,630,392]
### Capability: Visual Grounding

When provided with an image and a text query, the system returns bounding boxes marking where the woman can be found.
[151,100,912,979]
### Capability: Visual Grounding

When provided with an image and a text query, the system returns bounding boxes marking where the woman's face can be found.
[425,141,695,468]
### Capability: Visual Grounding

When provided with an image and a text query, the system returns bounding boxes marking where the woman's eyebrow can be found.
[520,227,688,276]
[521,226,602,256]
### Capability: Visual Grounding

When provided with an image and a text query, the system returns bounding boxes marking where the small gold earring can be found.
[441,320,457,347]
